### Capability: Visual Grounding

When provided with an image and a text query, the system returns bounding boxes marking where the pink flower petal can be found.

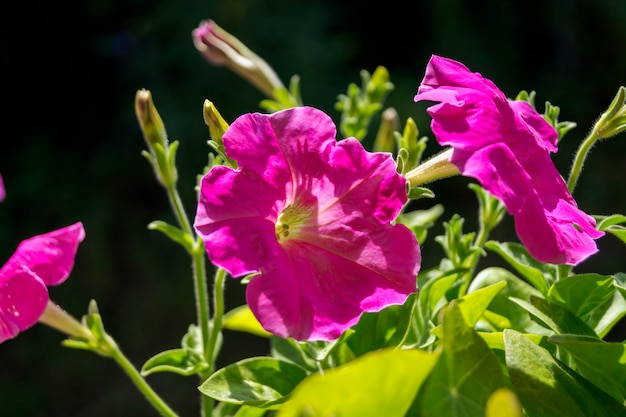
[414,55,603,265]
[195,106,421,340]
[0,222,85,343]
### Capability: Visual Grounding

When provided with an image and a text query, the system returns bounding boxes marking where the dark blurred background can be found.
[2,0,625,415]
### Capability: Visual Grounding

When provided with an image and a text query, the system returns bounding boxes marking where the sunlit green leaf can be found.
[485,388,523,417]
[223,305,271,338]
[484,241,557,294]
[410,302,505,417]
[141,348,207,376]
[504,330,626,417]
[510,296,597,337]
[277,348,439,417]
[468,267,546,334]
[198,357,309,408]
[550,334,626,402]
[457,280,507,326]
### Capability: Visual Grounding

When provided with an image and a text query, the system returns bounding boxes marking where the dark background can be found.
[2,0,625,415]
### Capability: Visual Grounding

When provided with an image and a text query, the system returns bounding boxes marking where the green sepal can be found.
[407,186,435,200]
[198,357,309,408]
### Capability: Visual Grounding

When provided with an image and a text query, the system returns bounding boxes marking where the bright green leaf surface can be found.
[277,348,439,417]
[504,330,626,417]
[484,241,557,294]
[550,334,626,402]
[510,296,597,337]
[223,305,271,338]
[548,273,614,320]
[457,280,507,326]
[469,267,546,334]
[141,348,207,376]
[411,303,505,417]
[199,357,309,408]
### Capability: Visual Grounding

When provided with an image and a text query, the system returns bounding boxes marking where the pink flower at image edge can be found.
[0,222,85,343]
[194,106,420,341]
[414,54,603,265]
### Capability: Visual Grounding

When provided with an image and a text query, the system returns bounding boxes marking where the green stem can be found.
[458,220,491,297]
[567,132,599,194]
[109,340,179,417]
[164,182,212,416]
[207,267,227,374]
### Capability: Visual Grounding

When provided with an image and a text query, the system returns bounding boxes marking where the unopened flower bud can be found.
[192,20,285,99]
[134,89,168,152]
[593,85,625,140]
[373,107,399,153]
[203,99,229,145]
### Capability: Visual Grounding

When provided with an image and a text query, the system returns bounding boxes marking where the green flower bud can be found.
[203,99,229,145]
[593,85,626,140]
[134,89,168,152]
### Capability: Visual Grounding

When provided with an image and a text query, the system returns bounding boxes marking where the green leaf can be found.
[270,337,319,373]
[550,334,626,402]
[347,294,415,357]
[547,273,621,336]
[596,214,626,244]
[141,348,207,376]
[468,267,546,334]
[410,302,505,417]
[457,280,507,327]
[147,220,194,253]
[198,357,308,408]
[485,388,523,417]
[223,305,271,338]
[484,241,557,294]
[510,296,597,337]
[504,329,626,417]
[398,204,444,245]
[277,348,439,417]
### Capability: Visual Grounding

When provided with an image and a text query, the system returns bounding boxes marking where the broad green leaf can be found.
[270,337,318,373]
[348,294,415,357]
[468,267,546,334]
[141,348,207,376]
[485,388,523,417]
[547,273,614,321]
[198,357,308,408]
[223,305,271,338]
[410,303,505,417]
[418,270,461,321]
[547,273,626,336]
[504,330,626,417]
[597,214,626,244]
[484,241,557,294]
[277,348,439,417]
[457,280,507,326]
[550,334,626,402]
[510,296,597,337]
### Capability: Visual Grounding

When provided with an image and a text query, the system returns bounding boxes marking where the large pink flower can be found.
[194,106,420,341]
[0,222,85,343]
[414,55,603,265]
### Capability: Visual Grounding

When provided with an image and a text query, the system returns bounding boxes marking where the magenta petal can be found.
[414,54,603,265]
[0,267,48,343]
[195,106,421,340]
[247,232,418,341]
[8,222,86,286]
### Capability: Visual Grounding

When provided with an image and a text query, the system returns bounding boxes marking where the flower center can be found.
[275,204,311,242]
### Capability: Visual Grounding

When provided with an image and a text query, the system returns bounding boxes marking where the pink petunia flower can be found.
[414,54,603,265]
[194,106,420,341]
[0,222,85,343]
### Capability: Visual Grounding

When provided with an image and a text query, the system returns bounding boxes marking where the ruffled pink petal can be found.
[0,266,48,343]
[8,222,86,286]
[247,231,418,341]
[0,173,5,202]
[195,106,421,340]
[414,54,603,265]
